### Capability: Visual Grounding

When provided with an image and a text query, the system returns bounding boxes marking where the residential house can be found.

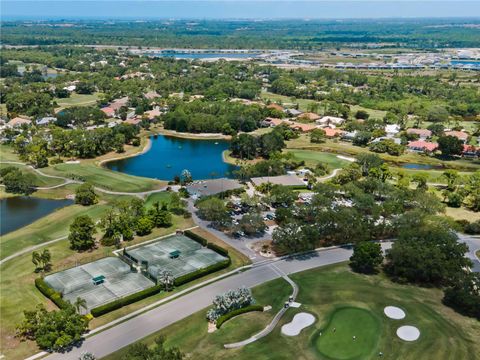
[7,117,32,127]
[406,128,432,140]
[267,103,284,112]
[101,107,115,118]
[125,117,142,126]
[342,130,357,141]
[462,144,479,158]
[285,108,303,117]
[262,117,286,127]
[407,140,438,153]
[323,127,345,138]
[385,124,401,137]
[316,116,345,127]
[144,91,161,100]
[445,130,469,143]
[144,108,162,120]
[110,97,129,111]
[299,112,321,122]
[36,116,56,126]
[289,122,317,132]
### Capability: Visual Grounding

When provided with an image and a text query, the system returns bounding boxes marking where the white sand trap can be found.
[281,313,316,336]
[384,306,406,320]
[397,326,420,341]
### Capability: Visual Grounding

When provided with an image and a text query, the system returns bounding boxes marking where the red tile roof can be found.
[289,122,318,132]
[323,127,345,137]
[406,128,432,137]
[407,140,438,152]
[445,131,469,141]
[101,107,115,117]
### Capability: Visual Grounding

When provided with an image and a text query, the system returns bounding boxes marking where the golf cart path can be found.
[0,161,169,197]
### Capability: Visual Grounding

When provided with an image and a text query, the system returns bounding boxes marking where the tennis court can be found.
[44,257,154,313]
[125,234,227,280]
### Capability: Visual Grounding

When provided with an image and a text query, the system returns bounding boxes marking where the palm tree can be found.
[73,297,87,314]
[32,251,41,271]
[40,249,52,272]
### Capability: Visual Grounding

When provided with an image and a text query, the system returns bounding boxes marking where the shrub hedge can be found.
[174,258,231,287]
[206,243,229,257]
[35,278,71,310]
[184,230,208,246]
[216,304,264,328]
[91,284,163,317]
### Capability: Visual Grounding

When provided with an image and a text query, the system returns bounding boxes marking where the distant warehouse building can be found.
[186,178,243,198]
[250,174,306,187]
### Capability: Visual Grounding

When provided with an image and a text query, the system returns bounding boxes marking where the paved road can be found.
[458,233,480,272]
[45,244,377,360]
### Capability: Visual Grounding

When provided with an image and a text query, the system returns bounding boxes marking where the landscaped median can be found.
[216,305,264,329]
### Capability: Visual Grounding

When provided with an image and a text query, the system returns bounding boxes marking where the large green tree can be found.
[385,222,471,286]
[75,183,98,206]
[68,215,96,251]
[349,242,384,274]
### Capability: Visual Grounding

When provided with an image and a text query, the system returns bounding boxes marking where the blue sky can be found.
[2,1,480,20]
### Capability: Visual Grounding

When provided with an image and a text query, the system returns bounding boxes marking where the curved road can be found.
[44,245,388,360]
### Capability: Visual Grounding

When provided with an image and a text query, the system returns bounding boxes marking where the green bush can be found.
[91,284,162,317]
[174,258,231,287]
[207,243,229,257]
[35,278,70,310]
[216,305,264,328]
[90,299,123,317]
[184,230,208,246]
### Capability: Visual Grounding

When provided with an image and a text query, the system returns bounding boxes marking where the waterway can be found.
[0,196,73,235]
[106,135,237,181]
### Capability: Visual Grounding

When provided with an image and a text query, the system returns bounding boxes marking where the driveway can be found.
[186,199,270,262]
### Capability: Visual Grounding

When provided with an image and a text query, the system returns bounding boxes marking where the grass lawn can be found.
[104,264,480,360]
[0,163,65,189]
[43,162,162,192]
[0,202,111,260]
[55,93,100,108]
[315,307,380,360]
[0,144,20,162]
[445,207,480,223]
[349,105,387,120]
[286,149,350,170]
[286,135,480,172]
[0,214,198,359]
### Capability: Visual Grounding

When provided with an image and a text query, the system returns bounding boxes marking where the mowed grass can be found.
[0,202,110,260]
[43,162,162,192]
[0,144,20,162]
[55,93,100,108]
[0,213,196,359]
[287,134,480,172]
[315,307,380,360]
[103,264,480,360]
[286,149,351,170]
[0,163,65,189]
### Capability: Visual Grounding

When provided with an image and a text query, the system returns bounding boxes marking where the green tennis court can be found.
[125,234,227,280]
[44,257,154,313]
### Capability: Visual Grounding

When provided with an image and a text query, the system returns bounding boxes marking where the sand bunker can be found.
[281,313,316,336]
[397,326,420,341]
[384,306,406,320]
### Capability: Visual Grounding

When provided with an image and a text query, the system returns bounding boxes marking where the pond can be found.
[0,197,73,235]
[401,163,435,170]
[105,135,238,181]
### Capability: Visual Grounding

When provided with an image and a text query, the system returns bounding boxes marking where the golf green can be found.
[315,307,380,360]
